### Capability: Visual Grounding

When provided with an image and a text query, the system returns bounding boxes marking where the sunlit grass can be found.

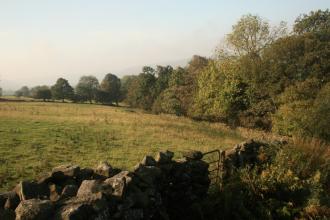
[0,101,245,191]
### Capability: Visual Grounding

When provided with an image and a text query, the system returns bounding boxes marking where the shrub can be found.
[202,140,330,220]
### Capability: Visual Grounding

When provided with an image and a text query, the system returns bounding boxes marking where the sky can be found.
[0,0,329,90]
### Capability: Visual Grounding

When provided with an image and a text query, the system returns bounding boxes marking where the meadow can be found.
[0,101,246,191]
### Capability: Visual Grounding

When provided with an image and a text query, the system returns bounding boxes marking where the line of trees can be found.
[15,73,121,105]
[120,10,330,142]
[14,9,329,142]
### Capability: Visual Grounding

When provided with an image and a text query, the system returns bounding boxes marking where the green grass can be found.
[0,101,245,191]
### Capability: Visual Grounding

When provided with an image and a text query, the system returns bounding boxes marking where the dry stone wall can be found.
[0,150,210,220]
[0,139,281,220]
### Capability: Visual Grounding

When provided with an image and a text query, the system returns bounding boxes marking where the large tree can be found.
[51,78,74,102]
[125,67,157,110]
[120,75,138,101]
[294,9,330,34]
[31,86,52,101]
[99,73,121,105]
[15,86,30,97]
[154,65,173,96]
[75,76,99,103]
[220,14,286,58]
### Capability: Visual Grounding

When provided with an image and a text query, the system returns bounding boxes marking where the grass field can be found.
[0,101,247,191]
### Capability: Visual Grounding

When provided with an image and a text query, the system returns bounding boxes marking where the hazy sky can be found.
[1,0,329,90]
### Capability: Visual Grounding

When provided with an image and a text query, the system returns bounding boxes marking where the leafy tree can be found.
[152,88,184,116]
[31,86,52,101]
[224,14,286,58]
[95,89,109,104]
[99,73,121,105]
[154,65,173,96]
[294,9,330,34]
[168,67,186,87]
[273,81,330,141]
[125,67,157,110]
[309,82,330,141]
[192,60,249,124]
[120,75,138,101]
[15,86,30,97]
[51,78,74,102]
[15,90,23,97]
[75,76,99,103]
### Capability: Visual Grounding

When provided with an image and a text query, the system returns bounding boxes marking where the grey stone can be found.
[77,180,112,197]
[155,151,174,164]
[94,161,115,178]
[52,164,80,181]
[15,181,49,201]
[55,192,109,219]
[183,151,203,160]
[55,203,95,220]
[61,185,78,199]
[104,171,133,199]
[49,184,62,202]
[76,168,94,183]
[15,199,54,220]
[141,156,156,166]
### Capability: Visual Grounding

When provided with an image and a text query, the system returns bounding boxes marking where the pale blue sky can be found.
[0,0,329,89]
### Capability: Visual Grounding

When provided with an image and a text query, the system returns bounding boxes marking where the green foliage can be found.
[15,86,30,97]
[294,9,330,34]
[273,82,330,141]
[226,14,286,57]
[51,78,74,102]
[75,75,100,103]
[120,75,138,101]
[309,83,330,141]
[203,141,330,220]
[154,65,173,95]
[125,68,157,110]
[192,60,249,125]
[152,88,184,116]
[30,86,52,101]
[99,73,121,104]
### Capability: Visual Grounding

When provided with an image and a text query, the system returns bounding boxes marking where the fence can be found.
[202,149,225,189]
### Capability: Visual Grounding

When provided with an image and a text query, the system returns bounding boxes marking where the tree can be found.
[154,65,173,96]
[51,78,74,102]
[152,88,184,116]
[121,75,138,101]
[294,9,330,34]
[192,60,249,124]
[124,67,157,110]
[99,73,121,105]
[15,86,30,97]
[0,87,2,97]
[225,14,287,57]
[75,76,99,103]
[272,80,329,141]
[31,86,52,101]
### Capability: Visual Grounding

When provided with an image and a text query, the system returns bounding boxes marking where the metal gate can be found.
[202,149,224,188]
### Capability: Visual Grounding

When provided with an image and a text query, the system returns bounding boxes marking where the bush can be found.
[152,88,184,116]
[202,140,330,220]
[273,82,330,141]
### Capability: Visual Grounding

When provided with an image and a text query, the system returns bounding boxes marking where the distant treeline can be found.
[12,9,330,142]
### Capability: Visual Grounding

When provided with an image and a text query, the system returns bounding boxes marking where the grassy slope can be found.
[0,102,245,191]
